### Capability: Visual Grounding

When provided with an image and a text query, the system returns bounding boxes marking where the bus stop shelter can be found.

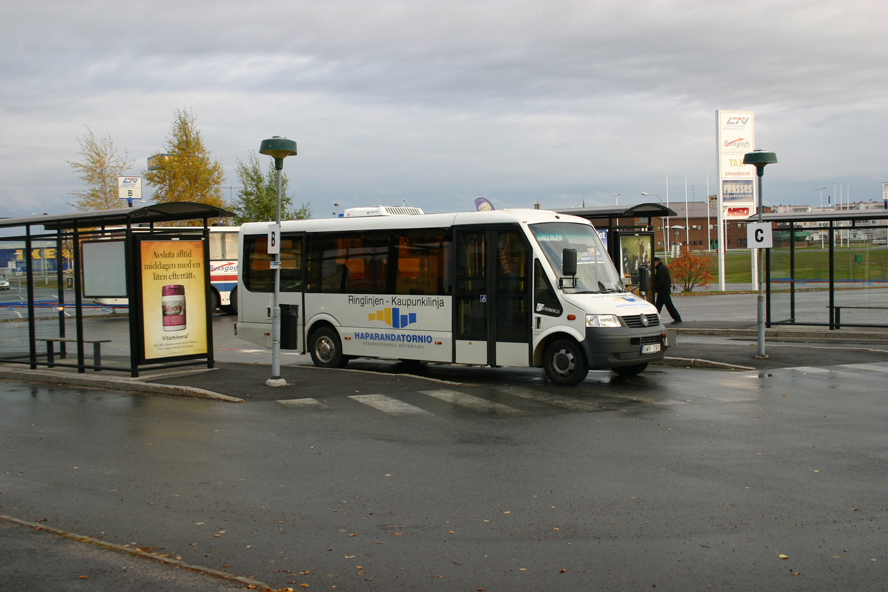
[750,208,888,329]
[0,202,233,375]
[556,203,678,299]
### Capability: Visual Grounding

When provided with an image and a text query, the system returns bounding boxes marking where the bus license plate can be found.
[641,344,661,354]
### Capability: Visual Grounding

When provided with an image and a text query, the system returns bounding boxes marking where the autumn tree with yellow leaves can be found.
[67,126,135,211]
[143,108,225,209]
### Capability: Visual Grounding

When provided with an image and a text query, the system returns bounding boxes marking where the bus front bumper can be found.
[581,326,672,370]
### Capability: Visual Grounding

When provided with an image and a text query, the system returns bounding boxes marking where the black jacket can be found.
[653,263,672,294]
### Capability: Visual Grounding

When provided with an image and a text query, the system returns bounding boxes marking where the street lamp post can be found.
[259,136,298,387]
[612,194,621,206]
[815,187,826,248]
[642,192,668,262]
[743,150,778,359]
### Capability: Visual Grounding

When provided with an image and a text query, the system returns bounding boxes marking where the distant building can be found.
[770,201,888,244]
[654,200,888,251]
[0,240,60,273]
[655,202,772,251]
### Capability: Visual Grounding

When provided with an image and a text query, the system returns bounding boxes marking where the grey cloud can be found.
[1,0,887,219]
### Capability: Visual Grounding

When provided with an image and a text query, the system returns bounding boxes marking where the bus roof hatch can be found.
[343,206,425,217]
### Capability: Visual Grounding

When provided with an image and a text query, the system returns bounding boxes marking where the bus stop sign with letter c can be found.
[747,222,772,249]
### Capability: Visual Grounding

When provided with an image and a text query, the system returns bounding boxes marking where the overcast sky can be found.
[2,0,886,221]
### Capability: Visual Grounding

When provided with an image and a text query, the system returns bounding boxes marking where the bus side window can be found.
[307,233,385,294]
[244,235,274,293]
[209,233,223,260]
[534,259,561,315]
[222,231,239,260]
[393,230,451,296]
[280,236,302,292]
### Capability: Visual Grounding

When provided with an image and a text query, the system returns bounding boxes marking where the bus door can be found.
[454,227,532,367]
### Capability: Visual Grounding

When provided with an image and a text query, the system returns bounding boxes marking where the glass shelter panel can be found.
[832,229,888,327]
[783,231,831,325]
[768,229,793,324]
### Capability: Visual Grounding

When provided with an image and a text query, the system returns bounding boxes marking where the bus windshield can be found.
[529,222,623,294]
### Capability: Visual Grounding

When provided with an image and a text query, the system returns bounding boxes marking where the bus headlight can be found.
[586,314,621,328]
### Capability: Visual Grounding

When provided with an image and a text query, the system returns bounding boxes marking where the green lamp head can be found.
[260,136,298,170]
[743,150,778,176]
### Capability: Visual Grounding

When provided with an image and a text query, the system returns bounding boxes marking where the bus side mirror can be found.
[638,265,650,292]
[562,249,577,276]
[558,248,578,289]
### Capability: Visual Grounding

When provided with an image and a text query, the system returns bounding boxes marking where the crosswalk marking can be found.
[278,398,330,409]
[420,389,529,417]
[492,385,616,412]
[837,363,888,374]
[275,363,888,419]
[350,394,439,418]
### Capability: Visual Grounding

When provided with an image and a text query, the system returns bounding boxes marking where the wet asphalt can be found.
[2,291,888,591]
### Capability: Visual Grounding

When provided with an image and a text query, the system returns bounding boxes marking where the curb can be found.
[0,514,272,591]
[654,356,756,371]
[674,327,888,341]
[0,368,243,403]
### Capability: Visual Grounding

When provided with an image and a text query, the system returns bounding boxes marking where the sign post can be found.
[743,150,778,359]
[259,137,298,387]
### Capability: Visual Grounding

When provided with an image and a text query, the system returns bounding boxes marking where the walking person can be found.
[652,257,682,324]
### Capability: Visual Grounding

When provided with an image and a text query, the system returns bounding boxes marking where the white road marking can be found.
[350,394,438,418]
[838,363,888,374]
[492,385,617,412]
[788,366,831,373]
[420,390,528,417]
[278,398,330,409]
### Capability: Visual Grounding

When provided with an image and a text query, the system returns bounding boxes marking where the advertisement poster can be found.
[139,239,208,361]
[619,234,652,282]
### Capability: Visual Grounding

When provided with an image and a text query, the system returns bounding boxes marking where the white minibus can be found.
[235,207,668,385]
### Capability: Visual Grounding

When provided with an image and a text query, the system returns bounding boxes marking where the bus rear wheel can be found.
[310,327,348,369]
[611,362,648,377]
[543,338,588,386]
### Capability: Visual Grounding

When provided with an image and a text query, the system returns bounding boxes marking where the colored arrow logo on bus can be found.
[368,307,417,329]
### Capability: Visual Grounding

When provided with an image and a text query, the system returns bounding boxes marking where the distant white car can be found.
[0,276,9,290]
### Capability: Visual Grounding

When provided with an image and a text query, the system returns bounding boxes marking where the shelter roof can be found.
[0,202,234,231]
[556,202,677,219]
[747,208,888,224]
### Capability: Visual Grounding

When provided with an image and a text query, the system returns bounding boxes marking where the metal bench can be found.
[36,338,112,371]
[833,306,888,329]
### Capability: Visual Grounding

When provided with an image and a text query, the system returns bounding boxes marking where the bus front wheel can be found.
[543,339,588,386]
[310,327,348,369]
